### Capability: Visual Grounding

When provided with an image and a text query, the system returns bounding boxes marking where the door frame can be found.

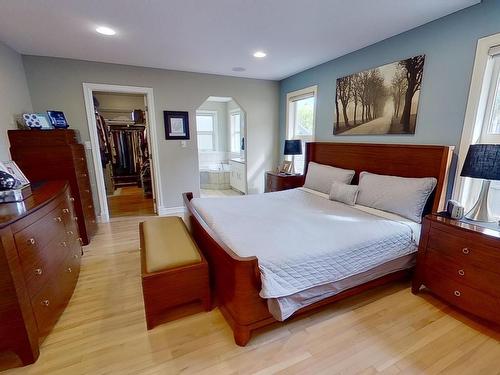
[82,83,162,222]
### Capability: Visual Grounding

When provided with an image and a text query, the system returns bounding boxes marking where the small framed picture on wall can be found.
[164,111,190,140]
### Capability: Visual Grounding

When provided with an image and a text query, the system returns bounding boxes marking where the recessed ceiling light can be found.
[96,26,116,36]
[232,67,246,72]
[253,51,267,58]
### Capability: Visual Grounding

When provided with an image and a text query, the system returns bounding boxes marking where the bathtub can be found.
[200,163,231,190]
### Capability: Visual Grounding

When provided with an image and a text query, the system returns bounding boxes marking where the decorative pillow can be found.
[329,182,359,206]
[304,162,355,194]
[356,172,437,223]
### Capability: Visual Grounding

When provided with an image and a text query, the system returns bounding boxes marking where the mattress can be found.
[191,187,420,320]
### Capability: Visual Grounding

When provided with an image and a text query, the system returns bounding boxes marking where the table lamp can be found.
[284,140,302,174]
[460,144,500,222]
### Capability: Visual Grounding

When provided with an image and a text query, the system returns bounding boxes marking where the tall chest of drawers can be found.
[0,181,81,367]
[8,129,97,245]
[412,214,500,325]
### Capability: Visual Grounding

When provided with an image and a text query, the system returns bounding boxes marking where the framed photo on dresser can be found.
[0,161,30,186]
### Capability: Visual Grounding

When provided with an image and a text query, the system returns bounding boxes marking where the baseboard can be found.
[157,206,186,216]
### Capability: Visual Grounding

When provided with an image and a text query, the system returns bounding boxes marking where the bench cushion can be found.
[142,217,201,273]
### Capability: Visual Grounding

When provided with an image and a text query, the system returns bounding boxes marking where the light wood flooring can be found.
[2,216,499,374]
[108,186,155,217]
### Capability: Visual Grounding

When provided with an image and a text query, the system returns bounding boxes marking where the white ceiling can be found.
[0,0,479,80]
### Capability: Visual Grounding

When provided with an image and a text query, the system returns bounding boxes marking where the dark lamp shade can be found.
[284,140,302,155]
[460,144,500,181]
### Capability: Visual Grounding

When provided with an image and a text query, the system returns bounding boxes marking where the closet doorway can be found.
[83,84,161,222]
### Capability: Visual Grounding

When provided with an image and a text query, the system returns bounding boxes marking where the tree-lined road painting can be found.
[334,55,425,135]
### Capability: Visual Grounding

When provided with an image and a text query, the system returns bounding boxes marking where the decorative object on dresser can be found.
[283,139,302,174]
[8,129,97,245]
[412,214,500,326]
[265,171,304,192]
[460,144,500,222]
[0,181,81,368]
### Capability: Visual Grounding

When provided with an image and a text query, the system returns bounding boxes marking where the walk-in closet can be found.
[93,92,154,217]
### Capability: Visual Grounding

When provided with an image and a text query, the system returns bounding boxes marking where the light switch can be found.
[180,140,187,148]
[84,141,92,150]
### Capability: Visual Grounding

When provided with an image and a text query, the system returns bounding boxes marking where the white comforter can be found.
[191,188,418,300]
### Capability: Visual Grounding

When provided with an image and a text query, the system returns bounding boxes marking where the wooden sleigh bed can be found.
[183,142,453,346]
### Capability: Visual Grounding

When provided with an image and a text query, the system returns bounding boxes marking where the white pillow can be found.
[356,172,437,223]
[304,162,355,194]
[329,182,359,206]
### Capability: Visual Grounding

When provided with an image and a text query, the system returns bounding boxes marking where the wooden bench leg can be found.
[234,325,251,347]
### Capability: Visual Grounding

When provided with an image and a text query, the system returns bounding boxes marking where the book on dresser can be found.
[412,214,500,326]
[8,129,97,245]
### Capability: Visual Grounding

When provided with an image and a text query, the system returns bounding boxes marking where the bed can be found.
[183,142,453,345]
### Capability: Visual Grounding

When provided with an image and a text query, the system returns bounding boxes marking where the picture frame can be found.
[278,160,292,174]
[0,161,30,186]
[35,113,53,129]
[47,110,69,129]
[164,111,190,140]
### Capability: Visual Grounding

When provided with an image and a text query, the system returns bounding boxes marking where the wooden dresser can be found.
[265,171,304,192]
[0,181,81,367]
[8,130,97,245]
[412,214,500,326]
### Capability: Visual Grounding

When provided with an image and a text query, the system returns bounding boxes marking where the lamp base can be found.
[465,180,494,222]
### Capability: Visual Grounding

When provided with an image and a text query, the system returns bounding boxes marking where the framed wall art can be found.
[164,111,190,140]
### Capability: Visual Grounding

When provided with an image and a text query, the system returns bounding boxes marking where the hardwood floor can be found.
[1,216,499,374]
[108,186,155,217]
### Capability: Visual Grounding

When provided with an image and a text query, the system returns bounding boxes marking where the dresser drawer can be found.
[425,249,500,298]
[14,202,67,253]
[32,254,80,337]
[422,269,500,325]
[20,229,70,299]
[428,227,500,274]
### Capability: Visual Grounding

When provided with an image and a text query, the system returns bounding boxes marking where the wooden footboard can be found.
[183,193,274,345]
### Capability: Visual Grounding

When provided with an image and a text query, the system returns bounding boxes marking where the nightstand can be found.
[412,214,500,325]
[265,171,304,192]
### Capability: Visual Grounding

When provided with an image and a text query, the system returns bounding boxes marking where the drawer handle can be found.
[62,208,70,214]
[27,238,36,246]
[81,174,87,177]
[91,220,96,224]
[73,254,79,259]
[34,268,43,276]
[41,299,50,307]
[67,230,74,235]
[462,248,470,255]
[70,197,75,202]
[54,216,62,223]
[74,216,78,222]
[88,205,93,209]
[67,267,72,273]
[454,290,461,297]
[80,157,84,161]
[458,269,465,276]
[85,189,90,193]
[78,237,83,245]
[60,241,68,247]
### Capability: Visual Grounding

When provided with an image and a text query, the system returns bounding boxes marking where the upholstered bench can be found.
[139,216,211,329]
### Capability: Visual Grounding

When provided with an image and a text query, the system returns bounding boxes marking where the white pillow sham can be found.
[356,171,437,223]
[304,162,355,194]
[329,182,359,206]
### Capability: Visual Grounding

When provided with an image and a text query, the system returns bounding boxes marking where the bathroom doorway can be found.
[196,96,247,197]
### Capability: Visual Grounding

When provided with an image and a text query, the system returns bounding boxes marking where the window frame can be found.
[453,33,500,218]
[285,85,318,174]
[195,110,218,152]
[229,109,242,155]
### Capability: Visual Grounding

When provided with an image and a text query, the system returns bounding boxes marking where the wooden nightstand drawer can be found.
[428,227,500,274]
[422,269,500,324]
[425,249,500,298]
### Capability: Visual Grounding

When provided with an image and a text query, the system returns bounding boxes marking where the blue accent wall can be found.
[279,0,500,159]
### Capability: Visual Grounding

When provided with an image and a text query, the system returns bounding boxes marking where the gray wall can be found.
[279,0,500,191]
[23,56,279,211]
[0,41,32,160]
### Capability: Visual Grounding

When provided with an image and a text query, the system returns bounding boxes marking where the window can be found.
[285,85,317,174]
[196,112,216,151]
[230,111,242,153]
[454,37,500,218]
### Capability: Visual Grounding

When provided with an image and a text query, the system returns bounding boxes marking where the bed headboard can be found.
[304,142,454,214]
